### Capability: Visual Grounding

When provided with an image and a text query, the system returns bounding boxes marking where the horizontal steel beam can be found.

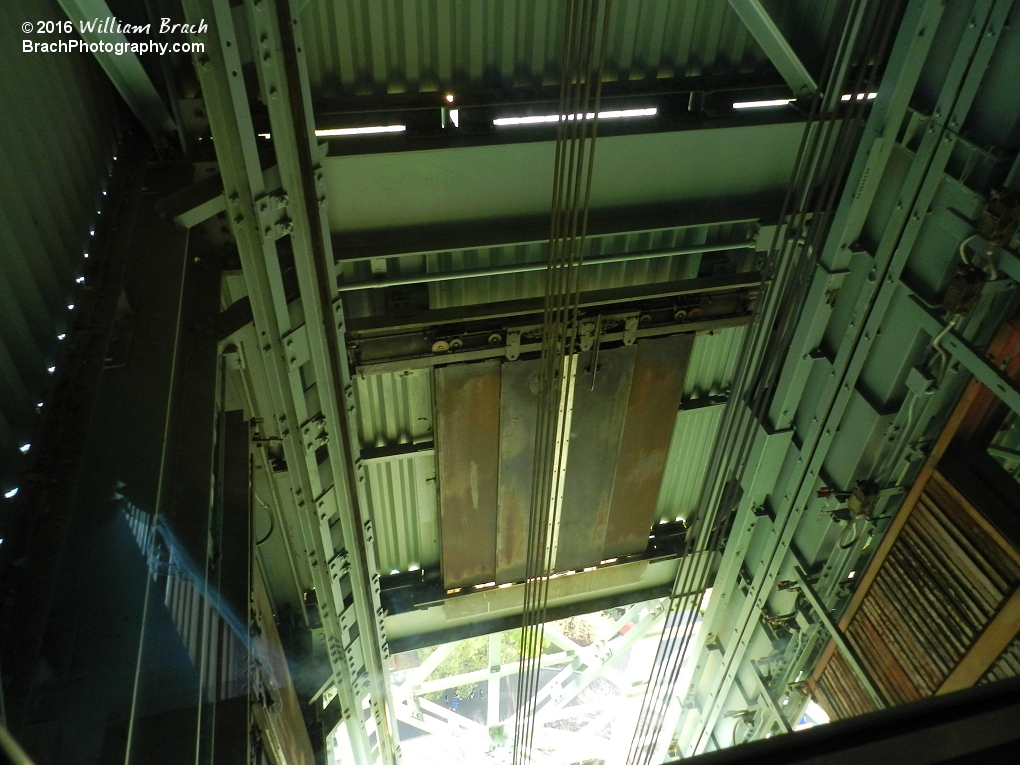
[335,206,767,263]
[355,314,751,377]
[349,273,761,336]
[338,240,754,292]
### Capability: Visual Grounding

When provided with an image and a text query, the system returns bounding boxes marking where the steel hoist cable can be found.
[621,0,907,760]
[512,1,612,762]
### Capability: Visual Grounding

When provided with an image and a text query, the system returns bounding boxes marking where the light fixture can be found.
[102,190,107,196]
[19,443,30,454]
[449,109,459,128]
[390,569,400,575]
[841,92,878,101]
[67,303,75,310]
[47,366,56,373]
[493,107,656,126]
[89,229,95,236]
[445,93,454,103]
[3,488,18,499]
[76,276,85,284]
[408,564,420,571]
[732,98,795,109]
[36,402,44,408]
[84,252,89,258]
[316,124,406,137]
[57,333,65,340]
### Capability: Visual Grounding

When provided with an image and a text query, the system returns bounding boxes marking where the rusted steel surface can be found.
[603,335,693,559]
[496,359,540,583]
[813,468,1020,718]
[557,346,637,572]
[435,360,501,588]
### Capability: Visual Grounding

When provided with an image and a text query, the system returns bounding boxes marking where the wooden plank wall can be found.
[810,316,1020,719]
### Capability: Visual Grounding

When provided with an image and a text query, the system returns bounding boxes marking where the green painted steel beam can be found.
[728,0,817,97]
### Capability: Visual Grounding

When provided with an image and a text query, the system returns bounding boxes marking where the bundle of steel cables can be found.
[511,0,612,762]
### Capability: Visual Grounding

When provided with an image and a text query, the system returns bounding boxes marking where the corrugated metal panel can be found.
[684,325,747,398]
[299,0,783,99]
[364,454,439,573]
[354,369,438,573]
[353,369,433,447]
[427,222,752,308]
[0,0,120,492]
[655,404,724,523]
[336,221,756,309]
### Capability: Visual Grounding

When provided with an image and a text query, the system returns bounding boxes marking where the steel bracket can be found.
[255,190,293,240]
[506,331,521,360]
[282,324,310,371]
[623,316,639,345]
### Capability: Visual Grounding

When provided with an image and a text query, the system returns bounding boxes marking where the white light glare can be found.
[494,107,657,126]
[847,570,856,579]
[76,276,85,284]
[67,304,75,310]
[390,569,400,575]
[257,125,407,139]
[445,93,454,103]
[4,488,18,499]
[841,92,878,101]
[47,366,56,373]
[19,443,31,454]
[57,333,66,340]
[316,125,406,137]
[408,564,420,571]
[89,229,95,236]
[102,190,107,196]
[449,109,460,128]
[732,98,795,109]
[84,252,89,258]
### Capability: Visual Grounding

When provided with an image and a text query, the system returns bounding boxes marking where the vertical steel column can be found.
[178,0,400,761]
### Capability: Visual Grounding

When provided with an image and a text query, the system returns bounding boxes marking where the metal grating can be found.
[0,0,120,492]
[299,0,778,99]
[656,403,724,524]
[363,454,439,574]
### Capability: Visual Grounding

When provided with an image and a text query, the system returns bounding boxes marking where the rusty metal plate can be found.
[496,359,540,584]
[603,335,693,559]
[435,361,501,588]
[556,346,637,572]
